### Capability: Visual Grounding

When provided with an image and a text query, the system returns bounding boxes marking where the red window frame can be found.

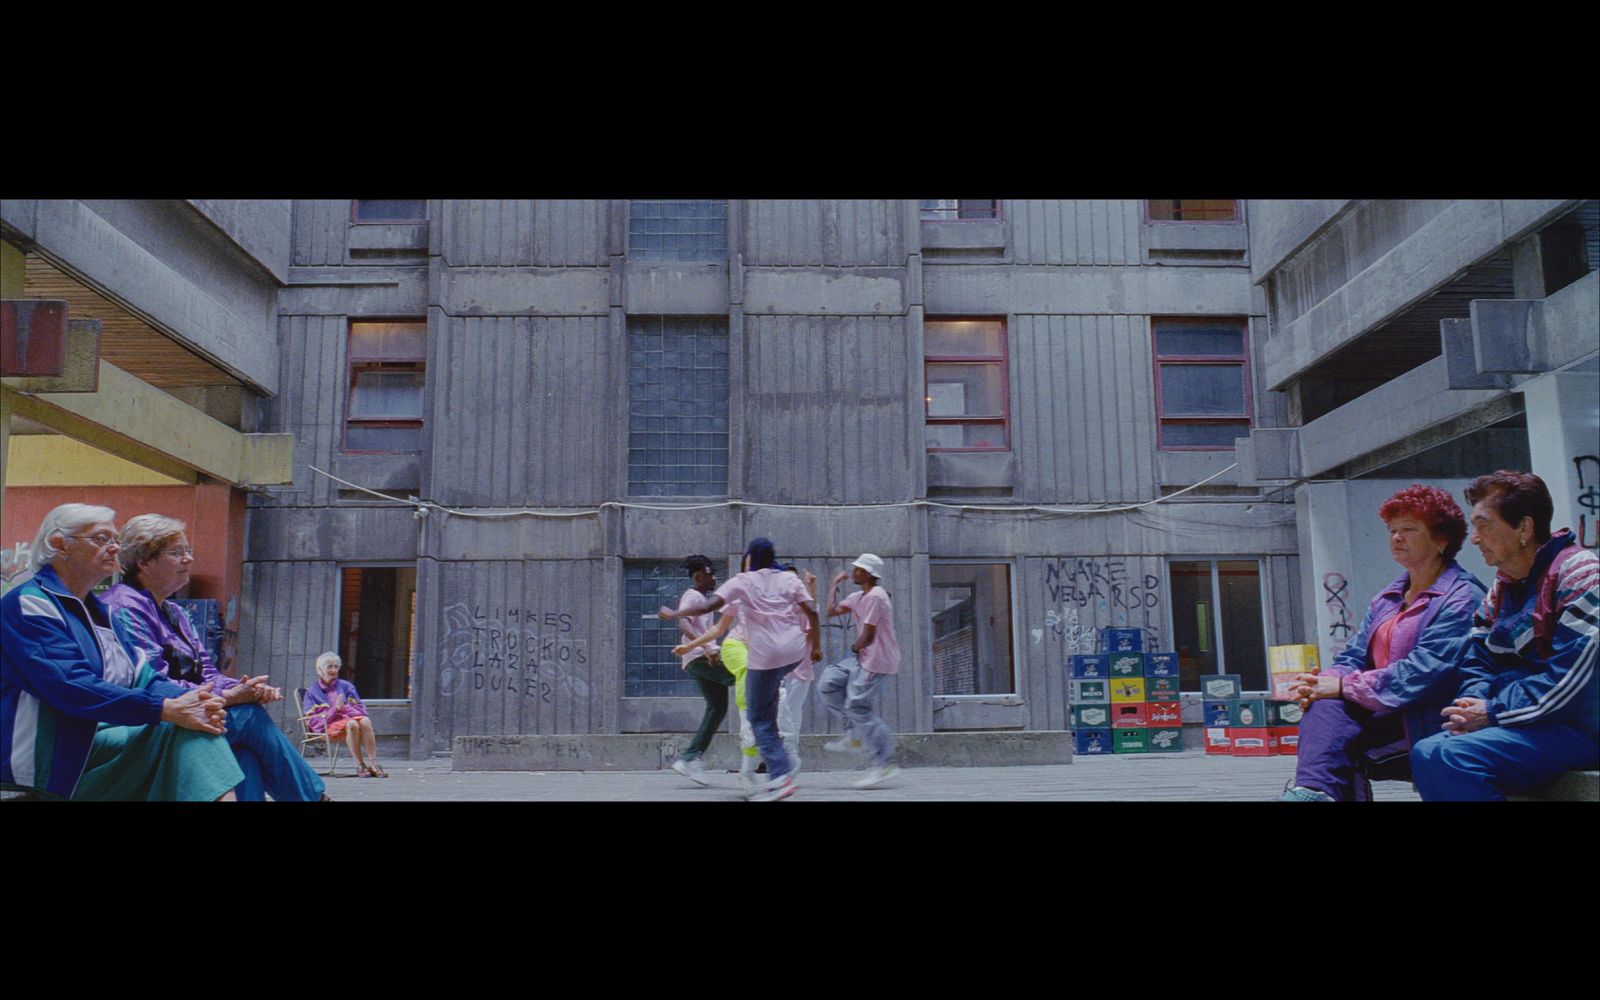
[1144,200,1240,224]
[920,199,1002,222]
[924,317,1010,453]
[1151,317,1253,452]
[343,319,427,454]
[351,200,427,223]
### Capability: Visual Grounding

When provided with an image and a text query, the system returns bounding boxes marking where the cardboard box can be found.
[1071,704,1113,729]
[1264,701,1304,726]
[1109,677,1147,703]
[1270,727,1300,756]
[1075,728,1114,755]
[1099,628,1144,652]
[1070,655,1110,679]
[1070,679,1109,703]
[1147,728,1184,753]
[1228,727,1271,757]
[1200,674,1243,700]
[1146,701,1183,728]
[1144,652,1180,677]
[1269,644,1321,675]
[1203,700,1234,727]
[1229,699,1268,727]
[1108,652,1145,678]
[1112,703,1150,728]
[1113,728,1150,753]
[1204,728,1233,755]
[1145,675,1181,701]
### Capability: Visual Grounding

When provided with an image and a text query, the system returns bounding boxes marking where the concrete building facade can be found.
[5,199,1592,760]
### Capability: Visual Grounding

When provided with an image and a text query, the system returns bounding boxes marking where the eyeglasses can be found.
[165,546,195,559]
[65,532,119,549]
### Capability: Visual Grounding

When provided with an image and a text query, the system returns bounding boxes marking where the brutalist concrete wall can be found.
[246,199,1307,757]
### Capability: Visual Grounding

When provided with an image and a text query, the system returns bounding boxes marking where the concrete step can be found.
[453,730,1075,772]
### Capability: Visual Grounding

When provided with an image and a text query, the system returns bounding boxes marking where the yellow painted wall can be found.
[5,434,187,486]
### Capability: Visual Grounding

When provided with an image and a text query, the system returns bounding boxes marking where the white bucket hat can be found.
[852,553,885,581]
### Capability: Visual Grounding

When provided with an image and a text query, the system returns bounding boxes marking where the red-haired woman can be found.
[1281,484,1486,801]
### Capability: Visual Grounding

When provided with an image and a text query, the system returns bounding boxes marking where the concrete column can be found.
[1296,481,1357,666]
[1518,369,1600,551]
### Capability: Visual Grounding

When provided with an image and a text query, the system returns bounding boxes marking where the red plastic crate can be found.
[1271,726,1299,756]
[1228,727,1271,757]
[1147,701,1182,728]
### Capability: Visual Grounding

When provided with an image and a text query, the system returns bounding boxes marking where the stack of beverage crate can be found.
[1202,660,1308,756]
[1070,629,1183,755]
[1264,644,1319,756]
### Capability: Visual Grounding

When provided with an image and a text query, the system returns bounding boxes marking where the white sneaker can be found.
[852,766,900,789]
[748,772,796,802]
[671,757,711,786]
[824,735,863,754]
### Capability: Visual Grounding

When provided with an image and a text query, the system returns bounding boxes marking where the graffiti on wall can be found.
[1575,455,1599,551]
[1322,571,1353,656]
[1,542,32,595]
[1041,558,1163,651]
[437,602,590,702]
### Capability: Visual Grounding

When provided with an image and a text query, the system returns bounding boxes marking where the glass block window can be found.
[624,560,727,697]
[1152,317,1251,450]
[345,320,426,452]
[628,317,729,496]
[353,200,427,222]
[1145,200,1239,223]
[628,200,727,261]
[921,199,1000,220]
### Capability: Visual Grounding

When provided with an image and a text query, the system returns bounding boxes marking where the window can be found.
[338,566,418,700]
[930,562,1016,695]
[1152,317,1251,450]
[1145,200,1239,223]
[1168,559,1267,693]
[352,200,427,222]
[624,560,726,697]
[921,199,1000,221]
[627,200,726,261]
[345,320,426,453]
[924,318,1008,451]
[628,317,728,496]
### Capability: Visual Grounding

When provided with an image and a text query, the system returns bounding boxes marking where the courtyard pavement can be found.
[315,751,1424,802]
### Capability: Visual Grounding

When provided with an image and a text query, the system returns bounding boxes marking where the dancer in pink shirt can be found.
[821,553,901,788]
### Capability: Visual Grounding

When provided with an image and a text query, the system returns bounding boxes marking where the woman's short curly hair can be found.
[116,514,187,589]
[1378,484,1468,562]
[1464,470,1554,543]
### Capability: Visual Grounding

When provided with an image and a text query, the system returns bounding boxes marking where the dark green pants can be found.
[683,655,735,759]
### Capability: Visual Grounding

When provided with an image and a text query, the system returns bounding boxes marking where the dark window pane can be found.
[1161,421,1250,448]
[1154,322,1244,357]
[346,424,422,452]
[1169,561,1217,692]
[338,566,417,700]
[1169,560,1266,693]
[926,362,1005,417]
[929,563,1013,695]
[921,199,998,220]
[1147,200,1238,222]
[350,321,426,360]
[1218,560,1267,693]
[354,200,426,222]
[1160,364,1246,416]
[350,370,425,418]
[925,421,1008,450]
[925,319,1005,358]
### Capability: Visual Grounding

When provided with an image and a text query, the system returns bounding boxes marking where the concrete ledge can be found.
[1510,770,1600,802]
[453,730,1075,771]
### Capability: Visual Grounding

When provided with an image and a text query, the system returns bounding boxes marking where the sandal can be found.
[370,764,389,778]
[359,765,377,778]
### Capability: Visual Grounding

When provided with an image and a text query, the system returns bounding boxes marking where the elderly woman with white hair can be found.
[101,513,330,801]
[1,503,240,801]
[304,652,385,777]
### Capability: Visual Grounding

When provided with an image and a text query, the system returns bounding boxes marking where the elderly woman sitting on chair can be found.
[304,653,386,777]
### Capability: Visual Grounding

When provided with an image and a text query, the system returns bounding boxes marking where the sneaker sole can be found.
[750,783,797,802]
[670,763,712,786]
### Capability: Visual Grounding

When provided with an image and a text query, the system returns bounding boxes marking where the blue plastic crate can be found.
[1098,628,1144,652]
[1075,728,1114,755]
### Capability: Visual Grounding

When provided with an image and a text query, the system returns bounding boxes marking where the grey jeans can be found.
[818,656,896,767]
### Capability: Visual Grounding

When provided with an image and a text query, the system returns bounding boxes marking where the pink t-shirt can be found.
[714,569,815,670]
[679,587,720,669]
[840,586,900,675]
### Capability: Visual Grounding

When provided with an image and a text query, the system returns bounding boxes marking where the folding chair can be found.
[294,688,341,776]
